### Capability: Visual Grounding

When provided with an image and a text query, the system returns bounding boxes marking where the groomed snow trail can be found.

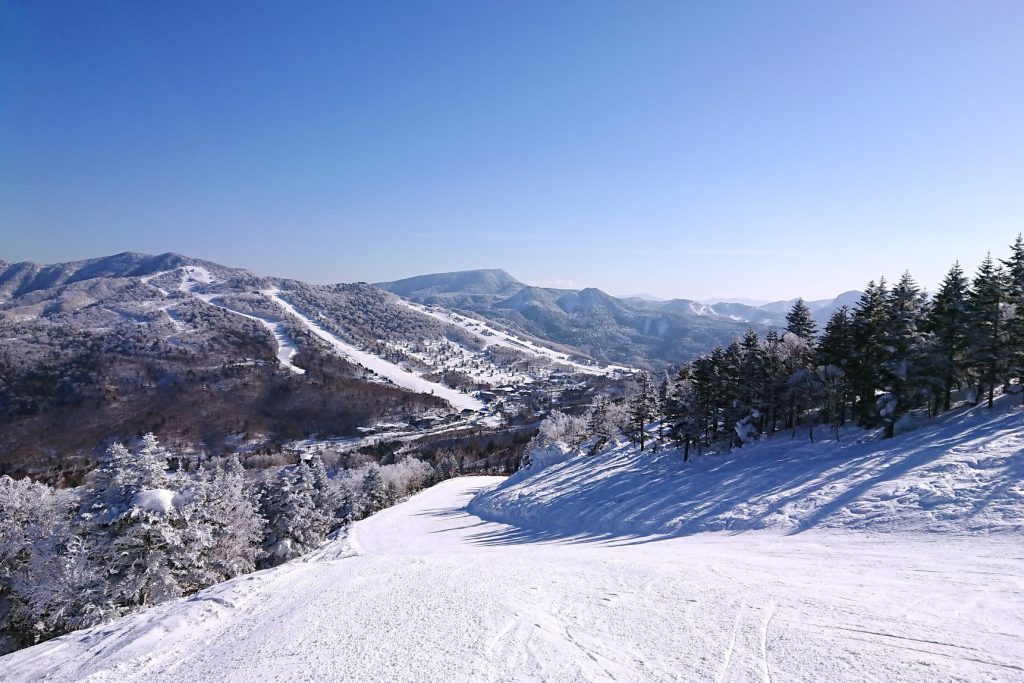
[3,479,1021,682]
[263,290,484,412]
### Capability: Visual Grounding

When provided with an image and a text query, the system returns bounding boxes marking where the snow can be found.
[129,488,177,514]
[263,289,483,411]
[402,300,631,376]
[3,474,1021,682]
[472,396,1024,537]
[209,303,306,375]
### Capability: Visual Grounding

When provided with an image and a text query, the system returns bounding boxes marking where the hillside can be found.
[470,396,1024,538]
[377,269,861,367]
[0,254,626,480]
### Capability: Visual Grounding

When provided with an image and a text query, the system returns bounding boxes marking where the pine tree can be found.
[587,395,617,453]
[628,372,659,451]
[877,272,930,438]
[259,462,329,566]
[1001,234,1024,401]
[850,279,890,425]
[816,307,853,424]
[361,463,390,515]
[202,456,263,581]
[926,262,970,412]
[785,298,818,341]
[966,253,1008,408]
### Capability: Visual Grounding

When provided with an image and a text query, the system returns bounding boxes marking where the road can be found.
[3,477,1022,682]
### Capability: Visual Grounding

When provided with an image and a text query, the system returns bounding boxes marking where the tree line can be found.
[0,435,458,653]
[647,236,1024,455]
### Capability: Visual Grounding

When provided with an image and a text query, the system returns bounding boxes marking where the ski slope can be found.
[263,289,483,411]
[403,300,631,376]
[473,396,1024,538]
[3,476,1022,682]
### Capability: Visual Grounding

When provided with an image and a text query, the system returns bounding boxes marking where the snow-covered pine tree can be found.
[202,456,264,581]
[79,435,195,612]
[628,372,659,452]
[259,461,330,566]
[587,395,616,453]
[360,463,389,515]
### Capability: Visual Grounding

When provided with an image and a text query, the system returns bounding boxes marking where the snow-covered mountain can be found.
[377,269,862,366]
[0,254,625,480]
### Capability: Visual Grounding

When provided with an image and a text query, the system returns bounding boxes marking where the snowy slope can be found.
[471,397,1024,538]
[3,478,1021,682]
[403,300,630,376]
[263,289,484,411]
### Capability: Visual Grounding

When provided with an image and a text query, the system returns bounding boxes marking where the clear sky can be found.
[3,1,1023,301]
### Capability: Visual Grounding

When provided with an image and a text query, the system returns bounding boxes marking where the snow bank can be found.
[470,396,1024,537]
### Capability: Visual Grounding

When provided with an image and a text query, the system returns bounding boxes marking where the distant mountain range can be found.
[0,254,620,480]
[0,253,861,479]
[376,269,861,367]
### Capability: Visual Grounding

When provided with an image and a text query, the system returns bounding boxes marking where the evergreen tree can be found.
[260,461,329,566]
[966,253,1008,408]
[628,372,659,451]
[202,456,263,581]
[926,262,970,412]
[816,307,853,424]
[877,272,930,438]
[785,298,818,341]
[360,463,389,515]
[587,395,617,453]
[1001,234,1024,401]
[850,279,890,425]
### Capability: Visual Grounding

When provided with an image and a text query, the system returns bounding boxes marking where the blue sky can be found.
[2,1,1022,300]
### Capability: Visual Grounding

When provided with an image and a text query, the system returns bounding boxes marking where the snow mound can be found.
[130,489,178,514]
[470,397,1024,538]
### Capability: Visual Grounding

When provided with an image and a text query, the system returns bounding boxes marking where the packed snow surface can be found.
[4,474,1022,681]
[473,397,1024,537]
[264,289,483,412]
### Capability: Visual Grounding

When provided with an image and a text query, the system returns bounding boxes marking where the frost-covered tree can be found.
[1,477,100,648]
[78,435,201,611]
[587,395,617,453]
[360,463,389,515]
[435,450,460,481]
[259,461,330,566]
[628,372,659,451]
[202,456,263,581]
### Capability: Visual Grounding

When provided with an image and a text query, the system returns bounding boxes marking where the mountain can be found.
[377,269,862,367]
[375,269,525,305]
[0,255,622,481]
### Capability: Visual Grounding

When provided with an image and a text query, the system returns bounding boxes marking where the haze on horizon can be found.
[3,2,1023,301]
